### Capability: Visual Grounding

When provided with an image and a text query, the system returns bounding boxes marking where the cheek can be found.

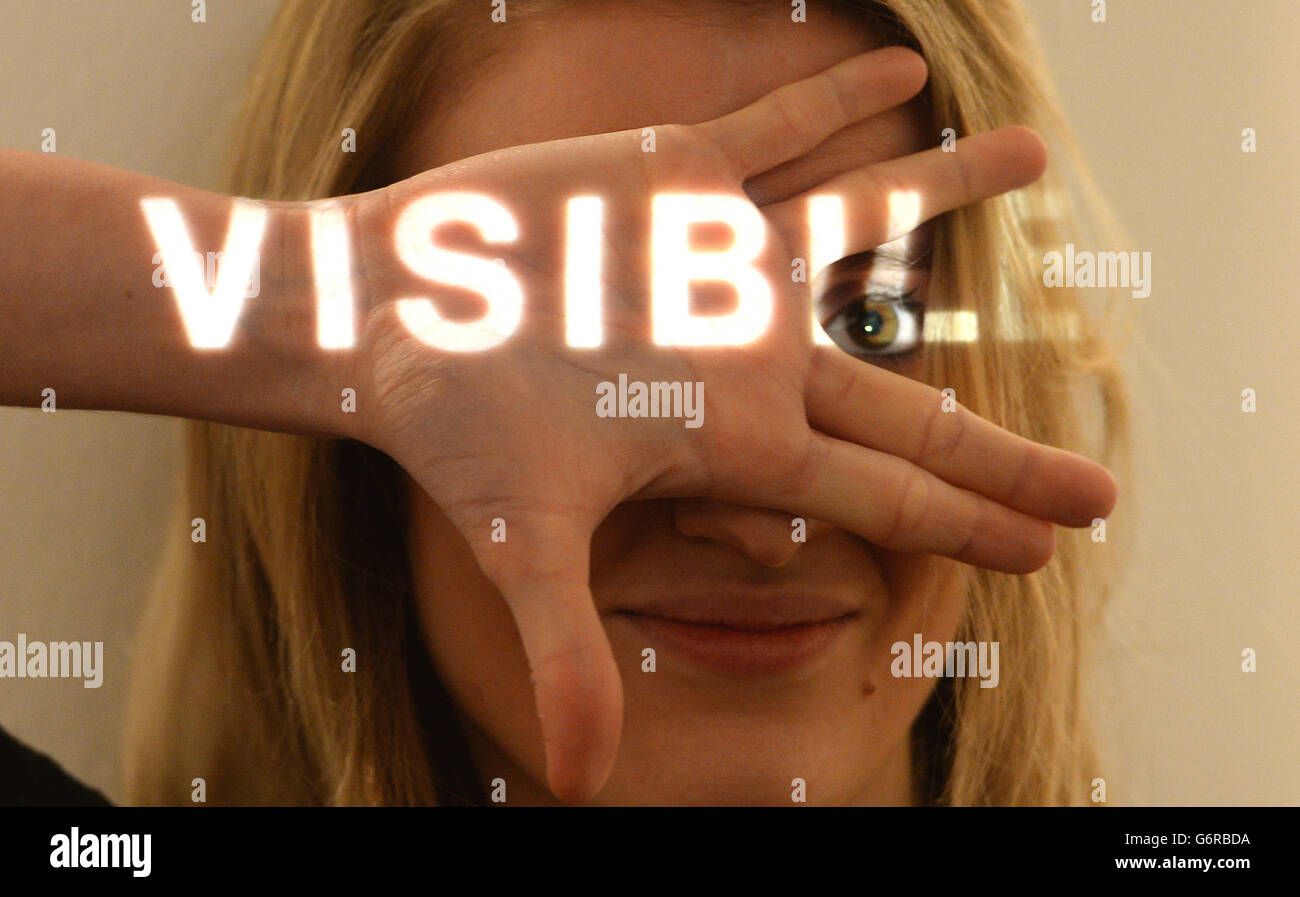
[877,551,972,644]
[866,550,972,719]
[404,480,547,786]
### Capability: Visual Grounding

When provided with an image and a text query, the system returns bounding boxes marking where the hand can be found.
[344,47,1118,802]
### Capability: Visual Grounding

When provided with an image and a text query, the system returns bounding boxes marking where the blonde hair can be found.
[125,0,1131,806]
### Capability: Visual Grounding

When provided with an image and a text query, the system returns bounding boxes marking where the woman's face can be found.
[401,1,972,805]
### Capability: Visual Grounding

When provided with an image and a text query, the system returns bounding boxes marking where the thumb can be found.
[473,514,623,804]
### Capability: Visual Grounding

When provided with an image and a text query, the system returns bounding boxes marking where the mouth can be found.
[609,593,860,678]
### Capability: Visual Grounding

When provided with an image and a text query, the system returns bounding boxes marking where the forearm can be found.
[0,149,354,438]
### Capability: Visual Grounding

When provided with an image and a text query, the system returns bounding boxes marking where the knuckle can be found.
[757,426,823,500]
[770,87,821,151]
[952,151,978,201]
[782,428,826,496]
[951,493,986,563]
[884,469,933,546]
[819,69,856,132]
[858,171,898,246]
[475,523,580,595]
[663,122,704,153]
[828,354,866,407]
[915,399,968,469]
[675,122,743,173]
[531,642,601,679]
[1002,445,1040,508]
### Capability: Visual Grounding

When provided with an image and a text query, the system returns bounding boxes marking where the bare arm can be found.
[0,148,348,437]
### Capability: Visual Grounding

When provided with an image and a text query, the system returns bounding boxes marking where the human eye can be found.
[821,290,924,363]
[814,248,929,365]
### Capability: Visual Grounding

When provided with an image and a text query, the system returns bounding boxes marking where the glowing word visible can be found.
[142,191,918,351]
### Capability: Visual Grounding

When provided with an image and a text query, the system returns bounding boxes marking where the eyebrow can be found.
[872,241,932,268]
[832,235,934,278]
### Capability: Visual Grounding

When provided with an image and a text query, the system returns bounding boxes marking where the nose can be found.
[672,498,834,567]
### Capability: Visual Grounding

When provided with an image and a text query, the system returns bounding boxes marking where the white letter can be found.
[141,198,267,348]
[565,197,603,347]
[651,194,772,346]
[393,193,523,351]
[311,202,356,347]
[595,381,616,417]
[134,834,151,878]
[83,642,102,689]
[683,382,704,429]
[1042,250,1064,288]
[1131,251,1152,299]
[980,642,999,689]
[50,834,70,869]
[807,194,842,345]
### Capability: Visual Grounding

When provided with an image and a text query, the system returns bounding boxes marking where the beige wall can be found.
[0,0,278,802]
[1,0,1296,805]
[1029,0,1300,805]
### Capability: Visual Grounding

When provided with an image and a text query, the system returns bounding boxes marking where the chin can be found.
[597,635,900,806]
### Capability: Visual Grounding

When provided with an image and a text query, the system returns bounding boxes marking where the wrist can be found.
[237,199,365,441]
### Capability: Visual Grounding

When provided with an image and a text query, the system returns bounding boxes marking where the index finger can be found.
[767,125,1050,256]
[695,45,929,179]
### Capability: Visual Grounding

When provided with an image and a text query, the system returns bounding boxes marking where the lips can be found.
[609,592,859,677]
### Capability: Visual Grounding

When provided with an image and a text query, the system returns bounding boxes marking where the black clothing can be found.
[0,722,113,807]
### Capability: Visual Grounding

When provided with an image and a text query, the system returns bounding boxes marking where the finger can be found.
[759,431,1058,574]
[767,125,1048,253]
[474,516,623,804]
[695,46,928,179]
[805,346,1119,526]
